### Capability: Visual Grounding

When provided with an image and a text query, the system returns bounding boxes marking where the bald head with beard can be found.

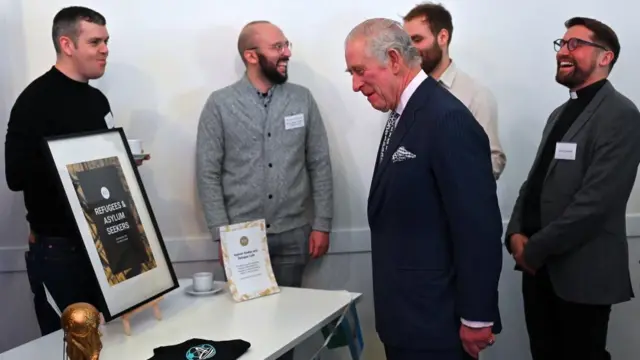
[237,21,291,85]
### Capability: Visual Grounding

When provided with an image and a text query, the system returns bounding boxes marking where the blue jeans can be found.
[25,234,103,336]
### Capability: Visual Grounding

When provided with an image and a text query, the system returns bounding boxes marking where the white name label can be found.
[555,142,577,160]
[104,112,115,129]
[284,113,305,130]
[219,219,280,302]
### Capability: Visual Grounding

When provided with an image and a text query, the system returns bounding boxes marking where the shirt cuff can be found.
[461,318,494,328]
[312,217,332,233]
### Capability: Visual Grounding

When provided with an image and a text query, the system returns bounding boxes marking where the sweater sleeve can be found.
[196,96,229,240]
[5,97,42,192]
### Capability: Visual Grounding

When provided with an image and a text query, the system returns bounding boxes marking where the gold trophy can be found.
[61,302,103,360]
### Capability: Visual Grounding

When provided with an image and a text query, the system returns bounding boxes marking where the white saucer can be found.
[185,284,224,296]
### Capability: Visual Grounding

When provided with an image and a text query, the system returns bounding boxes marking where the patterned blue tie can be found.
[379,111,400,164]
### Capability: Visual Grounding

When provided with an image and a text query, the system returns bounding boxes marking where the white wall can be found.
[2,0,640,359]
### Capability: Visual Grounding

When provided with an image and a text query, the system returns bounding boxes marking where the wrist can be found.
[461,318,494,328]
[509,233,526,246]
[510,233,524,241]
[312,217,332,233]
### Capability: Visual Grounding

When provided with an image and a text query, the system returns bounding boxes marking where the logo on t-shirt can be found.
[185,344,216,359]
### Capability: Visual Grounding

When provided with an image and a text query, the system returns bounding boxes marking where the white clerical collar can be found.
[396,70,428,115]
[570,91,578,99]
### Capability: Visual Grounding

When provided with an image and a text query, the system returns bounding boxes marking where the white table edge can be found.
[266,290,363,360]
[0,282,363,360]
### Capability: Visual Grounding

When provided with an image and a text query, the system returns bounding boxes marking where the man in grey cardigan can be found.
[196,20,333,300]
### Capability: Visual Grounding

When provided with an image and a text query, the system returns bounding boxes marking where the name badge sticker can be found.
[104,112,115,129]
[555,142,577,160]
[284,113,305,130]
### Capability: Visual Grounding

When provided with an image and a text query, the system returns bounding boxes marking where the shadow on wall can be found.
[494,84,548,219]
[0,0,30,247]
[0,0,44,353]
[187,25,246,237]
[199,25,241,86]
[290,60,366,243]
[94,62,194,242]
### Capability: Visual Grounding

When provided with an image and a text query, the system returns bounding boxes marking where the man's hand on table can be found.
[135,154,151,166]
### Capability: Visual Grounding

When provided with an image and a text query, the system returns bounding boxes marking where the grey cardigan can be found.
[196,74,333,238]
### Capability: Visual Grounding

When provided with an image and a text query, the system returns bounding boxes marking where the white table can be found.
[0,278,362,360]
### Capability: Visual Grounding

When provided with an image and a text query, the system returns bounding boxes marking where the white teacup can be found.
[192,272,213,292]
[128,139,143,155]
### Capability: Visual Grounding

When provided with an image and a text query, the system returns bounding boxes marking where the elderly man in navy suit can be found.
[344,18,503,360]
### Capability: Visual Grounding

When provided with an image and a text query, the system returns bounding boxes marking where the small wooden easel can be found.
[121,296,164,336]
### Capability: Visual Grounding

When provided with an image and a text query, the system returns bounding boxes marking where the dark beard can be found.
[420,44,443,74]
[258,53,288,84]
[555,58,596,89]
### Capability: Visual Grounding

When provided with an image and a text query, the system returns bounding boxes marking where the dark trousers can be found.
[522,268,612,360]
[384,345,474,360]
[25,234,103,336]
[220,224,311,360]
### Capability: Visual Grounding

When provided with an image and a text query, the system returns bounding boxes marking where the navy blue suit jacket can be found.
[368,75,503,350]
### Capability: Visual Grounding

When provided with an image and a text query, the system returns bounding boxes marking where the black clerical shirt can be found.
[4,66,112,238]
[521,79,608,237]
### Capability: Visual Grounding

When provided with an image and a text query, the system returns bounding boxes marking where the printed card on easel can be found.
[219,219,280,302]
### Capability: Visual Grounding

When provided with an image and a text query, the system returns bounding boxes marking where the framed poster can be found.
[43,127,178,322]
[219,219,280,302]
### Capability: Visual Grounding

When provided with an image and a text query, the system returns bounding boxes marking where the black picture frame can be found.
[42,127,179,322]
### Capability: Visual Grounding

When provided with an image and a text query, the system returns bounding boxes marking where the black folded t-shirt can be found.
[148,338,251,360]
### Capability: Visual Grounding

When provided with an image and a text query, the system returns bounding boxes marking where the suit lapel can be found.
[369,78,434,200]
[544,82,614,180]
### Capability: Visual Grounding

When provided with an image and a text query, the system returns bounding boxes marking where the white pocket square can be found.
[392,146,416,163]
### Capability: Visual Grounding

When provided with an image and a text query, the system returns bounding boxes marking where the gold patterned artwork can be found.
[61,302,102,360]
[67,156,157,286]
[220,219,280,302]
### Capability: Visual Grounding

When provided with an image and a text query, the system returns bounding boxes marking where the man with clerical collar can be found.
[195,20,333,360]
[402,2,506,180]
[506,17,640,359]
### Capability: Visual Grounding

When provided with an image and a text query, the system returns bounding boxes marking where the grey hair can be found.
[345,18,422,68]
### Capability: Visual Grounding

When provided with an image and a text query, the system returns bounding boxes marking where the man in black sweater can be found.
[4,6,113,336]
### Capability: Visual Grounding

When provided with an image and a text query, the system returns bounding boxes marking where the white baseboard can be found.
[3,215,640,273]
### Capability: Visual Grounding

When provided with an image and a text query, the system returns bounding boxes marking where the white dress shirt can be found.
[439,61,506,180]
[392,70,494,329]
[395,69,428,118]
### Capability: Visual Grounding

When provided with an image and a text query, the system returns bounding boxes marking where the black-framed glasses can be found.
[554,37,608,52]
